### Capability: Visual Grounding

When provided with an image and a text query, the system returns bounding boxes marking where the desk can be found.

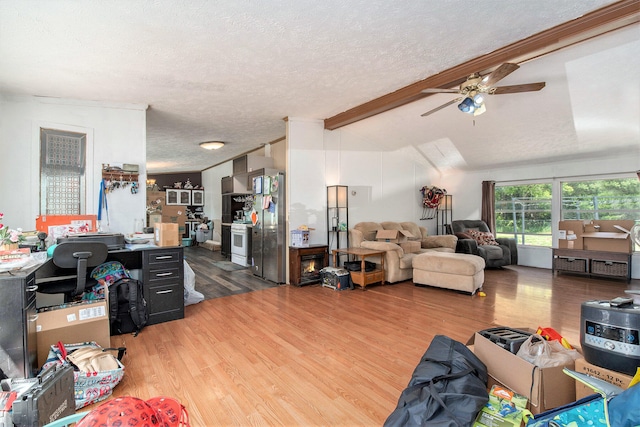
[37,245,185,324]
[332,247,385,290]
[1,245,184,378]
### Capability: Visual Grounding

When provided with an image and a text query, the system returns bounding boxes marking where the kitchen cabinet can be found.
[221,176,233,194]
[221,224,231,258]
[233,155,274,174]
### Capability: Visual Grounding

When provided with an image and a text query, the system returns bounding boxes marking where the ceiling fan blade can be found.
[420,98,460,117]
[491,82,546,94]
[480,63,520,87]
[421,88,459,94]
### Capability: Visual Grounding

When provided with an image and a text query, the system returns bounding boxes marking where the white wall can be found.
[0,95,147,235]
[287,118,327,245]
[323,126,441,234]
[285,119,442,246]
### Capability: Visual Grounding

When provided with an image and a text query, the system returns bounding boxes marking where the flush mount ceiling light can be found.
[199,141,225,150]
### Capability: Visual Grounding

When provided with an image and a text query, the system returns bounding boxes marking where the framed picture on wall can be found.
[191,189,204,206]
[178,189,191,205]
[166,189,179,205]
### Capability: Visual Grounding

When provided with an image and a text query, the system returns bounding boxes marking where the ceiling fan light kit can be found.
[421,62,545,118]
[458,92,486,115]
[457,97,476,113]
[199,141,225,150]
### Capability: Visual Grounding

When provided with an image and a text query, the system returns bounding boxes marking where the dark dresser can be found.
[142,247,185,325]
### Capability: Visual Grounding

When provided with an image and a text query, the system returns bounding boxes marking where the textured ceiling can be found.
[1,0,637,173]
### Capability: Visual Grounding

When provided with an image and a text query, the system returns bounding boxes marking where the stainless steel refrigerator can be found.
[250,170,286,283]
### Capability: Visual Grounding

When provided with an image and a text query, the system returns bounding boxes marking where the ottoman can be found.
[412,252,485,294]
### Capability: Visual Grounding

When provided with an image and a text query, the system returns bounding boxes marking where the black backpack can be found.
[109,277,148,336]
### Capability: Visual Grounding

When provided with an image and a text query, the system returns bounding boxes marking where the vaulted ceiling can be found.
[1,1,638,173]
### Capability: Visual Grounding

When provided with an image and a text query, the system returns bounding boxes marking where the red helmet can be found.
[147,396,190,426]
[76,396,189,427]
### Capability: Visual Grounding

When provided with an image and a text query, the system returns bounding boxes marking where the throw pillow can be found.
[466,229,499,246]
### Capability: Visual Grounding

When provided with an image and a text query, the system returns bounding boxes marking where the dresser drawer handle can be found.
[154,255,173,260]
[155,272,174,277]
[156,290,173,295]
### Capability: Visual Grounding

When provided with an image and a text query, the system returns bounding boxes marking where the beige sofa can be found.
[348,221,458,283]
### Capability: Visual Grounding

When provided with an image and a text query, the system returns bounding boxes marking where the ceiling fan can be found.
[420,63,546,117]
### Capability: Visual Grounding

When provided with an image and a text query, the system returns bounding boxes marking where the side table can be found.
[332,247,385,290]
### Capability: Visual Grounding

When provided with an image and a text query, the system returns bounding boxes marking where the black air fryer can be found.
[580,300,640,375]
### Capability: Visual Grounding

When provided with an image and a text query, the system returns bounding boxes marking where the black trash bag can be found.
[343,260,376,272]
[384,335,489,427]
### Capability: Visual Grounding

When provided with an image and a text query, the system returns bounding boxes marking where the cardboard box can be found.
[36,300,110,367]
[35,215,97,234]
[472,332,576,414]
[583,234,632,253]
[574,358,633,399]
[376,229,414,243]
[148,212,162,229]
[146,190,165,213]
[291,230,310,247]
[161,205,187,237]
[154,223,180,247]
[557,220,634,253]
[161,205,187,227]
[558,221,584,250]
[593,220,635,233]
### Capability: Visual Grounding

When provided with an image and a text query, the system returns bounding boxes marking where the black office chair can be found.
[38,241,109,301]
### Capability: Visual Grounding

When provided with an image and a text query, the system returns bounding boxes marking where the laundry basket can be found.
[196,228,212,243]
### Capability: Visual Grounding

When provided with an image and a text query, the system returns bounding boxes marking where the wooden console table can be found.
[552,248,631,282]
[332,247,385,290]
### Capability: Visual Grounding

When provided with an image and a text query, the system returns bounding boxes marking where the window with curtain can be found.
[40,128,87,215]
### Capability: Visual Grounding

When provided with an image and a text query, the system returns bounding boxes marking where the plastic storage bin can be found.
[196,229,212,243]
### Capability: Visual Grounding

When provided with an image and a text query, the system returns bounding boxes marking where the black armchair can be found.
[38,241,109,301]
[450,220,517,268]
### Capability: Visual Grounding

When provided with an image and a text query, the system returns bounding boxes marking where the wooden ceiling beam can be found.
[324,0,640,130]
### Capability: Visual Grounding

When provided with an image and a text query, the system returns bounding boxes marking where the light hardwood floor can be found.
[99,249,639,426]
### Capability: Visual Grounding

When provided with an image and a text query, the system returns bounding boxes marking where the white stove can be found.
[230,223,251,266]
